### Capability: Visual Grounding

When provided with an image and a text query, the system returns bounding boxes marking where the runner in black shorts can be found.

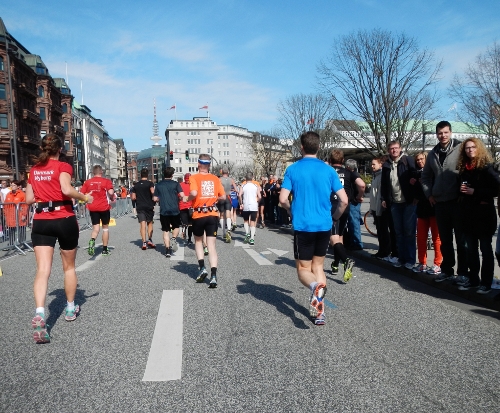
[26,133,94,343]
[293,231,331,260]
[132,169,156,250]
[179,173,194,245]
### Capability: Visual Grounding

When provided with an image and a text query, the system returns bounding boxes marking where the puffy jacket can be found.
[421,139,461,202]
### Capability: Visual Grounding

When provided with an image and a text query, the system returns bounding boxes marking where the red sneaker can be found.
[147,240,156,249]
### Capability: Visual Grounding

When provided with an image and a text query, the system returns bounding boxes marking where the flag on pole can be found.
[199,105,208,110]
[306,118,315,125]
[169,105,176,110]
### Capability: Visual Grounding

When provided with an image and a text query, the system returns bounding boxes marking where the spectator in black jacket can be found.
[380,140,417,270]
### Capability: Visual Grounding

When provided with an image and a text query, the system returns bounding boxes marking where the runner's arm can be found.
[332,188,348,221]
[279,188,291,211]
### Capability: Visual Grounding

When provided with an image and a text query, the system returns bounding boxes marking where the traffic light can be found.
[185,150,189,160]
[169,151,173,161]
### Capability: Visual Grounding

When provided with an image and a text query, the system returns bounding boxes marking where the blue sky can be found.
[1,0,499,151]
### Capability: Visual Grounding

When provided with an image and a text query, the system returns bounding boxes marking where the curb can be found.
[271,224,500,312]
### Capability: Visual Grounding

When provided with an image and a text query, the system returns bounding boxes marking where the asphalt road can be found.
[1,211,499,412]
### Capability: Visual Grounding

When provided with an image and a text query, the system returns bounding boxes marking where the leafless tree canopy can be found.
[276,93,341,160]
[317,29,441,154]
[251,130,288,178]
[449,42,500,156]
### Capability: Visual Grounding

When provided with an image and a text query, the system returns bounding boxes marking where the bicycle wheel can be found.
[364,210,377,236]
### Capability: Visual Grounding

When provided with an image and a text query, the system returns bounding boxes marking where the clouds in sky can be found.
[1,0,498,150]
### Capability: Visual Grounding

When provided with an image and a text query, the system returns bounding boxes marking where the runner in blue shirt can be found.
[280,131,348,325]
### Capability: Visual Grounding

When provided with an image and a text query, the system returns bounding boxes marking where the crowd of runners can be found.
[11,118,500,342]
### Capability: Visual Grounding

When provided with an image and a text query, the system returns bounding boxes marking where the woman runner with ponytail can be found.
[25,134,94,343]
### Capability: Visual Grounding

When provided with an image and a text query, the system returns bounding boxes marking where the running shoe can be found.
[244,234,250,243]
[208,275,217,288]
[32,313,50,344]
[203,246,209,256]
[171,238,178,252]
[426,265,441,275]
[165,248,171,258]
[412,263,428,273]
[454,275,469,286]
[232,224,237,231]
[434,273,453,282]
[225,231,232,243]
[343,258,354,283]
[392,259,403,268]
[309,283,327,318]
[88,238,95,256]
[404,263,414,270]
[331,262,339,275]
[477,285,492,294]
[196,267,208,283]
[458,280,479,291]
[65,305,80,321]
[147,240,156,249]
[142,242,147,250]
[101,249,111,256]
[314,313,326,326]
[249,238,255,245]
[186,239,193,246]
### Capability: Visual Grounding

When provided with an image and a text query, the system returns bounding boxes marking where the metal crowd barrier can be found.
[0,199,134,261]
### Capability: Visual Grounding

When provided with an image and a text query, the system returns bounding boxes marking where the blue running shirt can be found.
[282,157,343,232]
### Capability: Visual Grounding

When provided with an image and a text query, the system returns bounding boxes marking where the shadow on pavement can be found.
[237,279,310,329]
[46,286,99,332]
[172,262,201,282]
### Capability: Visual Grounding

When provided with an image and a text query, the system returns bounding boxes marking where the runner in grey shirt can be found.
[218,167,238,242]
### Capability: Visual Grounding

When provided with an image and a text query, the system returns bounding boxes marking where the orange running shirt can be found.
[190,173,224,219]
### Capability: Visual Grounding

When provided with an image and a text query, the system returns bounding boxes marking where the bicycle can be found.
[364,210,377,236]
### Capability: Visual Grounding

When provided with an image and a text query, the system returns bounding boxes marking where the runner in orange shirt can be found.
[183,154,225,288]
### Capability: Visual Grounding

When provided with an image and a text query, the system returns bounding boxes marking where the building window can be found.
[0,84,5,99]
[0,113,7,128]
[0,57,3,71]
[38,86,44,97]
[62,103,67,113]
[64,121,69,132]
[64,140,70,151]
[39,107,46,120]
[40,130,46,138]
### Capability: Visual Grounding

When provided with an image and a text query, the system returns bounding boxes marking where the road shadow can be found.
[46,286,99,332]
[172,262,202,282]
[236,279,310,329]
[275,255,296,269]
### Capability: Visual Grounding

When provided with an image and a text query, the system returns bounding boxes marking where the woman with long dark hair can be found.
[25,134,93,343]
[456,137,500,293]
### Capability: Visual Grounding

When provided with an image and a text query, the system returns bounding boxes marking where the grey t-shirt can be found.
[154,179,183,216]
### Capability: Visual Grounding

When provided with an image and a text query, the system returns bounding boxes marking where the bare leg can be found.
[60,248,78,303]
[33,246,54,308]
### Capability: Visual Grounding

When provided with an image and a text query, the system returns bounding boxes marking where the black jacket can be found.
[380,155,417,208]
[414,168,435,218]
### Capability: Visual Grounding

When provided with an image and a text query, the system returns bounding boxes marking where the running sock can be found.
[35,307,44,316]
[103,246,108,251]
[333,243,348,264]
[66,301,75,311]
[310,282,318,292]
[250,226,256,239]
[91,238,96,241]
[244,222,249,234]
[198,259,205,270]
[211,267,217,276]
[226,218,232,230]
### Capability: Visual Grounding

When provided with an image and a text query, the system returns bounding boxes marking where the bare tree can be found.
[250,130,288,178]
[449,42,500,157]
[317,29,441,155]
[276,93,341,160]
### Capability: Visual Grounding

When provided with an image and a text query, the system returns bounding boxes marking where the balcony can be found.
[17,83,37,99]
[22,109,41,123]
[53,125,65,135]
[21,135,41,147]
[51,105,63,116]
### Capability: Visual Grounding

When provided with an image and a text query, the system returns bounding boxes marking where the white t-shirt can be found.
[241,181,259,211]
[1,187,11,203]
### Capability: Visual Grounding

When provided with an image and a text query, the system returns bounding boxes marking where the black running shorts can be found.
[192,216,219,237]
[160,214,181,231]
[217,197,232,214]
[89,210,111,226]
[331,211,348,236]
[31,216,80,250]
[179,208,193,226]
[241,210,258,222]
[137,209,154,223]
[293,230,331,261]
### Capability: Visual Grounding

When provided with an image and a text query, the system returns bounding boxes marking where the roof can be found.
[137,146,168,160]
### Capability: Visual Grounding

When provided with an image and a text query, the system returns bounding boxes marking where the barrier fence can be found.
[0,198,133,261]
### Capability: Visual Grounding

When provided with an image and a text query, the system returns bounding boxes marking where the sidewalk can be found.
[271,200,500,312]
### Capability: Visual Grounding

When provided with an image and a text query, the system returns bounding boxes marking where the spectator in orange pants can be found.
[411,152,443,274]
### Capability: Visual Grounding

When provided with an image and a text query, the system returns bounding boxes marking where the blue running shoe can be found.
[65,305,80,321]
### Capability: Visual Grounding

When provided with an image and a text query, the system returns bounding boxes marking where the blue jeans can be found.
[390,202,417,265]
[347,203,363,248]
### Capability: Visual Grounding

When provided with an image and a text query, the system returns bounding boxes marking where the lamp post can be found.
[165,128,170,167]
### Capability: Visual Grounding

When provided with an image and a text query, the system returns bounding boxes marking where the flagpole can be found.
[207,102,209,119]
[175,104,177,121]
